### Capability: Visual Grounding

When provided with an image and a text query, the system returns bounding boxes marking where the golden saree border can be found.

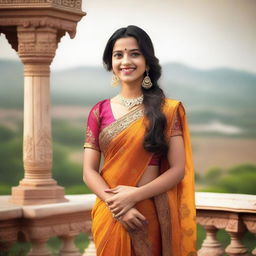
[99,105,144,154]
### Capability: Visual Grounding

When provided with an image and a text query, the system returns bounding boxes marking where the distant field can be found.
[191,137,256,173]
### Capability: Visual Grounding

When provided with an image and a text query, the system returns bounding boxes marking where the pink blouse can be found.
[84,99,183,165]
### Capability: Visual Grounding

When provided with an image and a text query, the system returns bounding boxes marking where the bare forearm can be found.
[136,167,184,202]
[83,169,111,201]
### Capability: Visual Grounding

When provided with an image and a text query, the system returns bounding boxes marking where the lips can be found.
[120,67,136,75]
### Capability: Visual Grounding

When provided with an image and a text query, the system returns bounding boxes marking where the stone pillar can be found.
[0,0,86,205]
[9,25,67,205]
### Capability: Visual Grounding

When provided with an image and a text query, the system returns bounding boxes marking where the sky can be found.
[1,0,256,73]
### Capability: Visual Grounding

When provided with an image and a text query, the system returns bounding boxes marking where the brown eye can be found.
[113,53,122,58]
[131,52,140,57]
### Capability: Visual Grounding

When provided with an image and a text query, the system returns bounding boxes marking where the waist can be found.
[137,165,159,187]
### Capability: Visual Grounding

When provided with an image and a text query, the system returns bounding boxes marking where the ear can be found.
[146,65,150,71]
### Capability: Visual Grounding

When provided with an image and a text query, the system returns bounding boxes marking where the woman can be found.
[83,25,197,256]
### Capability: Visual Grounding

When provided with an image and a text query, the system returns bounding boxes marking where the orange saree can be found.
[91,98,197,256]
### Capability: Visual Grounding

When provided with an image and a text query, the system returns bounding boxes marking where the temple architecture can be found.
[0,0,255,255]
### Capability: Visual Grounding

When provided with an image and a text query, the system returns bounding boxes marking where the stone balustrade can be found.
[0,192,255,255]
[196,192,256,256]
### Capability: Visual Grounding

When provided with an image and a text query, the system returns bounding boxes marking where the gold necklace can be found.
[117,94,144,109]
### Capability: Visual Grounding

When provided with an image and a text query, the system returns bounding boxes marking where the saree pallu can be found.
[91,98,197,256]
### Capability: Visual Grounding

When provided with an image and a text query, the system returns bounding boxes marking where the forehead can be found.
[113,37,139,51]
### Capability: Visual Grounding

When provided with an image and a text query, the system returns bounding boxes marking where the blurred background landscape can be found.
[1,58,256,196]
[0,0,255,252]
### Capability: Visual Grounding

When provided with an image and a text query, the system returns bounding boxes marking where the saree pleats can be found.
[91,99,197,256]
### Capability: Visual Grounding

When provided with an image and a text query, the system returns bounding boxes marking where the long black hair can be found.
[103,25,168,155]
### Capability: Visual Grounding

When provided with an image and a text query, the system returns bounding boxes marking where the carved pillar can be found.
[9,25,67,205]
[0,0,86,205]
[198,226,224,256]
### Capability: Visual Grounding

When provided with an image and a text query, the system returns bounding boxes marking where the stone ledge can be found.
[196,192,256,213]
[0,194,96,220]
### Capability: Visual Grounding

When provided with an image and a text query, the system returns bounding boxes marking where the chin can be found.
[120,77,142,85]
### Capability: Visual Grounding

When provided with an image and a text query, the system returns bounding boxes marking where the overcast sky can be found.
[1,0,255,73]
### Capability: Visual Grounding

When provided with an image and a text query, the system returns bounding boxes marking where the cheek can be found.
[111,60,119,72]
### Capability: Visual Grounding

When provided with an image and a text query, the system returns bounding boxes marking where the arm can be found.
[106,135,185,217]
[83,148,112,201]
[136,135,185,200]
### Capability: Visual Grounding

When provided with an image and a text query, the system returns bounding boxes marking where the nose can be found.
[121,53,131,65]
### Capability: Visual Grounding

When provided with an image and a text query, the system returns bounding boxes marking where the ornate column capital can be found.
[0,0,86,46]
[17,25,61,76]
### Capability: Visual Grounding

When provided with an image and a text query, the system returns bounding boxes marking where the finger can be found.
[115,206,131,218]
[105,199,111,205]
[121,221,129,230]
[110,207,121,215]
[108,204,119,211]
[105,186,119,192]
[104,189,119,193]
[135,212,146,222]
[127,221,136,230]
[132,218,144,228]
[105,198,114,205]
[120,221,132,232]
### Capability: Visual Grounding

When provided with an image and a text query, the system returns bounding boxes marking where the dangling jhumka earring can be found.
[111,74,120,87]
[142,70,152,89]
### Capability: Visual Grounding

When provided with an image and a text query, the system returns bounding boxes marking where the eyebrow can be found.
[112,48,141,53]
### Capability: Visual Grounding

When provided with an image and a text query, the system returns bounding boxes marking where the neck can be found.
[120,81,143,98]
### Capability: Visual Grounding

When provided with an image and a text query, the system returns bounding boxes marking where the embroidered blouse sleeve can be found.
[170,109,183,136]
[84,104,101,151]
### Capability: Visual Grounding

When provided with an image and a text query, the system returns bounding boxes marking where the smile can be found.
[120,67,136,75]
[120,67,136,71]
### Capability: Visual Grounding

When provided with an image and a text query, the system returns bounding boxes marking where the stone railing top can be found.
[196,192,256,213]
[0,194,96,220]
[0,195,23,220]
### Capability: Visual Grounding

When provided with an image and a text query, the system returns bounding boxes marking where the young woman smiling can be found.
[83,25,197,256]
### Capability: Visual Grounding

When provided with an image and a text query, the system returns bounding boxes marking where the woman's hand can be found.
[118,208,147,231]
[105,185,139,218]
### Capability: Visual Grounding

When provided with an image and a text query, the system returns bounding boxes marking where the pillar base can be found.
[9,185,68,205]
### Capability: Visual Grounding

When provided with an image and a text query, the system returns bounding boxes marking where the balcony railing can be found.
[0,192,255,256]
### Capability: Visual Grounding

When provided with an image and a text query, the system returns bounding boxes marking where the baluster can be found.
[28,238,51,256]
[252,247,256,256]
[242,215,256,256]
[83,233,96,256]
[59,234,81,256]
[225,231,249,256]
[198,226,224,256]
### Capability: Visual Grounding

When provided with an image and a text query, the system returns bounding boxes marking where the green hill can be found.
[0,59,255,136]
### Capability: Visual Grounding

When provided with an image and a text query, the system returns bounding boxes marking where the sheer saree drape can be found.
[91,99,197,256]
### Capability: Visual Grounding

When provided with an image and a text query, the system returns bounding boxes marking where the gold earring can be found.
[111,74,120,87]
[142,70,152,89]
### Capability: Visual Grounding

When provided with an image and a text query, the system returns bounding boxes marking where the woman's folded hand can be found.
[118,208,147,231]
[105,185,139,217]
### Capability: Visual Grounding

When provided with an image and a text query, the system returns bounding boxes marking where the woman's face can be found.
[112,37,147,86]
